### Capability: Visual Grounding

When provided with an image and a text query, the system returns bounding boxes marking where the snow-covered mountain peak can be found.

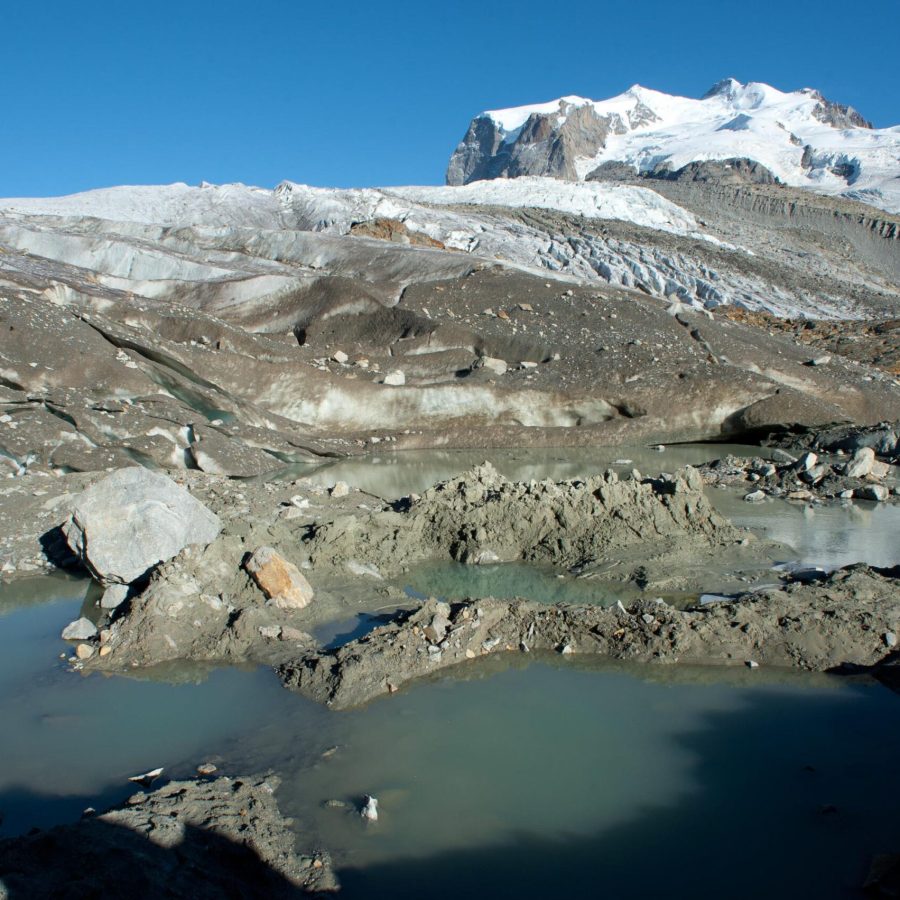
[448,79,896,212]
[702,77,743,100]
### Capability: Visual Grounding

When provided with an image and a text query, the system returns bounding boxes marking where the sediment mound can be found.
[303,462,745,580]
[0,775,337,897]
[78,537,316,672]
[279,565,900,709]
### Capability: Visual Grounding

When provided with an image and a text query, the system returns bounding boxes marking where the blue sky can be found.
[4,0,899,196]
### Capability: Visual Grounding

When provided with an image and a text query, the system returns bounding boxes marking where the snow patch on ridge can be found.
[385,179,709,237]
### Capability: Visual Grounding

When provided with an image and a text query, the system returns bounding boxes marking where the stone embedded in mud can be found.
[330,481,350,498]
[244,546,314,610]
[423,606,451,644]
[382,370,406,386]
[63,467,222,585]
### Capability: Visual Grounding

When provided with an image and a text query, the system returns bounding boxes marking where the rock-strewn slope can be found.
[1,265,895,480]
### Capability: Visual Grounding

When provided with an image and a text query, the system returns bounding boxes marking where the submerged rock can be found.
[360,795,379,822]
[63,468,222,585]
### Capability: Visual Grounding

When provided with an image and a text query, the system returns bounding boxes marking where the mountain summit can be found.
[446,80,899,213]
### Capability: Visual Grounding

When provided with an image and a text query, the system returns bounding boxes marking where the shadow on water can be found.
[0,790,309,899]
[318,673,900,900]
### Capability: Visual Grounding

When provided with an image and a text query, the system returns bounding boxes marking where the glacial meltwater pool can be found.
[1,447,898,897]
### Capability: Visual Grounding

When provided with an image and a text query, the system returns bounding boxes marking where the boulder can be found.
[64,468,222,584]
[845,446,875,478]
[480,357,508,375]
[62,618,98,641]
[244,547,314,610]
[857,484,888,502]
[100,584,129,610]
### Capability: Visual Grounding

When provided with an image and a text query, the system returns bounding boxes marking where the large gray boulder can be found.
[63,467,222,584]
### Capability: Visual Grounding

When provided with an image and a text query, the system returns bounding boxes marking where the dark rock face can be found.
[804,89,873,129]
[447,100,615,185]
[587,157,779,187]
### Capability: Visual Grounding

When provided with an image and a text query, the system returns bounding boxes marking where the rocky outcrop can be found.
[698,448,899,504]
[637,181,900,283]
[0,775,337,898]
[588,157,780,186]
[447,100,617,186]
[63,468,222,584]
[279,565,900,709]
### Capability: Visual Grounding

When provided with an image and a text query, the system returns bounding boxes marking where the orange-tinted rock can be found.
[244,547,314,610]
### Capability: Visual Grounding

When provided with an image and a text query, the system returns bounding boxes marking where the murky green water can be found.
[404,559,630,606]
[0,588,318,837]
[1,446,899,897]
[273,659,900,900]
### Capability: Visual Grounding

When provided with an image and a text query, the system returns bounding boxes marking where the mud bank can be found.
[278,564,900,709]
[79,537,320,671]
[0,775,337,897]
[303,462,748,581]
